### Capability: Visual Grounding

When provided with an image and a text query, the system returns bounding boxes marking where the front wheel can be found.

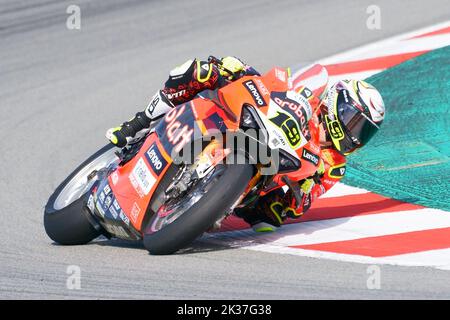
[44,144,119,245]
[143,163,253,255]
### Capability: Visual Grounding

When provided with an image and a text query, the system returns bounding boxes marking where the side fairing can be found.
[107,100,233,232]
[108,135,172,231]
[90,179,141,240]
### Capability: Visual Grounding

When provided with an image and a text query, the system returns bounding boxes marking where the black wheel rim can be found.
[147,165,226,234]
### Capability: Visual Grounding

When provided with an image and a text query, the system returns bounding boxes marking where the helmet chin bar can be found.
[324,114,360,155]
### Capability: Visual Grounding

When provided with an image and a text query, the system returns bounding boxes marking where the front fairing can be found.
[87,169,142,241]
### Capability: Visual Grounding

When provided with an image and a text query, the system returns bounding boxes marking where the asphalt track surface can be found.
[1,0,450,299]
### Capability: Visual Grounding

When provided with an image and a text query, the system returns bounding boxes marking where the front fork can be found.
[83,179,111,239]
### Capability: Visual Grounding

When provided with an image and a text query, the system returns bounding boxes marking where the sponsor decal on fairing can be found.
[163,105,194,154]
[104,194,113,209]
[275,68,287,82]
[103,184,111,195]
[145,143,167,176]
[119,210,130,226]
[243,80,267,107]
[301,149,320,166]
[129,158,156,196]
[300,87,313,99]
[271,91,312,131]
[265,95,310,150]
[130,202,141,224]
[95,201,105,217]
[254,79,270,96]
[113,199,121,211]
[109,204,119,219]
[111,171,119,185]
[104,225,129,239]
[99,191,105,203]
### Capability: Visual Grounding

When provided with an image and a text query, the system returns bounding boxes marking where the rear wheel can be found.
[143,162,253,255]
[44,144,119,245]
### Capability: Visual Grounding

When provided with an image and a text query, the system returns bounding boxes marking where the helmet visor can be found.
[336,101,380,153]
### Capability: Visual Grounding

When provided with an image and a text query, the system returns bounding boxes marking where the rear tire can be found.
[143,163,253,255]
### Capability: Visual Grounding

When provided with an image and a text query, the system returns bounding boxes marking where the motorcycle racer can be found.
[106,56,260,148]
[106,56,385,232]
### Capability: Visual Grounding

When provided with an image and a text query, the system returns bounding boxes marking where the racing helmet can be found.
[323,79,385,155]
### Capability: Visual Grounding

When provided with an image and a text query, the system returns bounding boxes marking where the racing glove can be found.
[215,56,260,80]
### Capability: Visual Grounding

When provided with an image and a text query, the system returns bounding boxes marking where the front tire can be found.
[44,144,118,245]
[143,163,253,255]
[44,193,100,245]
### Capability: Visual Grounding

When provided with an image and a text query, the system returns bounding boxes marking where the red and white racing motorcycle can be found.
[44,64,325,254]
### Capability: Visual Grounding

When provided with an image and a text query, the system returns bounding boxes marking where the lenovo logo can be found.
[243,80,267,107]
[301,149,319,166]
[145,143,167,175]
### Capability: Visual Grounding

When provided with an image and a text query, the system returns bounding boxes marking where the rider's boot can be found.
[106,90,173,148]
